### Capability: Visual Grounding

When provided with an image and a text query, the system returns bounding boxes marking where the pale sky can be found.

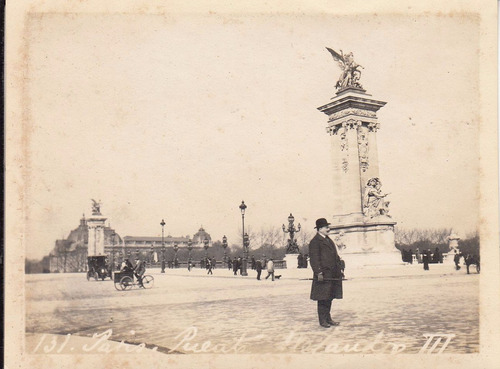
[24,13,480,260]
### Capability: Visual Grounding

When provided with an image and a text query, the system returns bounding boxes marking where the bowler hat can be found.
[315,218,331,229]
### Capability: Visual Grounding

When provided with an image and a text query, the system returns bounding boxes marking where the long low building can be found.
[48,215,212,272]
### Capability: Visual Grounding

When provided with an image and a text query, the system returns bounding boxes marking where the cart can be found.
[87,256,112,281]
[113,270,154,291]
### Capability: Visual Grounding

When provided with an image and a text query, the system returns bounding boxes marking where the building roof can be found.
[123,236,189,243]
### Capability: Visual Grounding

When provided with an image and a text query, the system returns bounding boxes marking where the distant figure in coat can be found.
[227,258,232,270]
[298,253,304,268]
[265,259,275,281]
[454,250,462,270]
[432,247,441,264]
[309,218,343,328]
[232,257,239,275]
[251,256,256,270]
[423,249,431,270]
[255,259,263,280]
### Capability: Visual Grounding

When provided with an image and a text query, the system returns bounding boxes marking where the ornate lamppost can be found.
[187,239,193,264]
[222,235,228,265]
[282,213,301,254]
[160,219,166,273]
[203,237,209,259]
[239,201,248,276]
[173,243,179,268]
[243,233,250,272]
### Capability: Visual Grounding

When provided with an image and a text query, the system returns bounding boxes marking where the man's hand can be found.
[317,273,324,282]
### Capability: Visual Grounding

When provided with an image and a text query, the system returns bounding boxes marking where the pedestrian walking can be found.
[207,259,213,275]
[255,259,263,280]
[228,258,232,270]
[251,256,256,270]
[265,259,275,281]
[309,218,343,328]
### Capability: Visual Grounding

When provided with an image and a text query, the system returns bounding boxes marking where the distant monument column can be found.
[87,200,107,256]
[318,48,398,266]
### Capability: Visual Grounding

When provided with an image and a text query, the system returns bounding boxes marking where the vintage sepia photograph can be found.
[5,1,499,368]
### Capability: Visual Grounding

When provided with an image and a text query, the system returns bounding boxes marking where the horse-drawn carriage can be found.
[87,255,112,281]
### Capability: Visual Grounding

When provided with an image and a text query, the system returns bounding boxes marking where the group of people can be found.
[227,256,275,280]
[400,247,443,270]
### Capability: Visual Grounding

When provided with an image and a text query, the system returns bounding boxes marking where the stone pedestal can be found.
[284,253,300,269]
[87,215,107,256]
[318,87,398,267]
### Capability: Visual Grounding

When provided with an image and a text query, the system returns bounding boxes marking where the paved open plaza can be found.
[26,263,478,355]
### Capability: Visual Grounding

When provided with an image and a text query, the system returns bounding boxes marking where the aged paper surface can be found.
[5,0,499,368]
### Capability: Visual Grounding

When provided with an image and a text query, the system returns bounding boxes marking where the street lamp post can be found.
[111,232,116,271]
[160,219,166,273]
[239,201,248,276]
[222,235,228,265]
[187,239,193,264]
[282,213,301,254]
[203,237,209,259]
[173,244,179,268]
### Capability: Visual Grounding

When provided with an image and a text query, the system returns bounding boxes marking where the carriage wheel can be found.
[94,272,99,281]
[142,275,154,289]
[114,280,123,291]
[120,276,133,290]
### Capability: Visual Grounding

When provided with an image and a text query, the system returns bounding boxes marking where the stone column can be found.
[87,216,107,256]
[318,88,398,266]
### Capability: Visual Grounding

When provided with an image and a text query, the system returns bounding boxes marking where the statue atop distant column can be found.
[326,47,364,91]
[91,199,102,216]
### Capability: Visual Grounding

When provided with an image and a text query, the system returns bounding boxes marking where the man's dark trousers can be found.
[317,299,333,324]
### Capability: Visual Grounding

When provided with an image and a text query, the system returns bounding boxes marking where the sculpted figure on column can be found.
[363,178,391,218]
[326,47,364,90]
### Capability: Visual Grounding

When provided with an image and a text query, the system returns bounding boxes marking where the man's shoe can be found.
[320,322,331,328]
[327,320,340,326]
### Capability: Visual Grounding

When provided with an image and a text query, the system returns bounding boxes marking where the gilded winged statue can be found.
[326,47,364,90]
[91,199,102,215]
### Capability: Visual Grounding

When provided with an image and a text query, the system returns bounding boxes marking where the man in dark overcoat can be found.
[255,259,263,280]
[309,218,343,328]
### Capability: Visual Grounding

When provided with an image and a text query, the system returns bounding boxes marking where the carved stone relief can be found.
[328,108,376,122]
[340,127,349,173]
[357,126,369,172]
